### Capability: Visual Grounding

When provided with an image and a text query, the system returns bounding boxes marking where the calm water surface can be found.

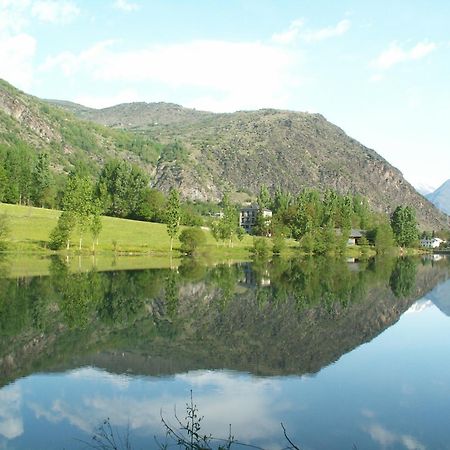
[1,255,450,449]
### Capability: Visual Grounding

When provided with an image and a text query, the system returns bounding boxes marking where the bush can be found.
[251,237,270,259]
[179,227,206,255]
[48,212,75,250]
[272,235,286,254]
[0,213,9,250]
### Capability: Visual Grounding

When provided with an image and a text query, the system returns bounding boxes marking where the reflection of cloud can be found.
[29,369,287,444]
[0,385,23,440]
[175,371,285,440]
[67,366,131,389]
[405,300,434,314]
[364,422,426,450]
[360,408,376,418]
[30,396,161,434]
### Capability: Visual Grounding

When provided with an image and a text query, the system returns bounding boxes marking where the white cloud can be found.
[113,0,139,12]
[0,0,31,34]
[272,19,350,45]
[303,19,351,42]
[0,33,36,89]
[369,73,384,83]
[41,39,302,112]
[271,19,304,45]
[40,40,117,76]
[31,0,80,24]
[371,41,437,71]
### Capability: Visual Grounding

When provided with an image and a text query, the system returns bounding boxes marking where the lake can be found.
[1,255,450,450]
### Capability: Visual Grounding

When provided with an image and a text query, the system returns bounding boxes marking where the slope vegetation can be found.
[1,79,446,229]
[52,100,446,229]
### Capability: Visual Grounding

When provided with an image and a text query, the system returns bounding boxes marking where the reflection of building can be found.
[420,237,445,248]
[239,263,271,287]
[239,204,272,234]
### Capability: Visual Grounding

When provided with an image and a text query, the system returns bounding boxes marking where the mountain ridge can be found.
[0,78,447,229]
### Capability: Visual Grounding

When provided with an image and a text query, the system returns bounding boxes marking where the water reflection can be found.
[0,255,450,449]
[1,256,450,385]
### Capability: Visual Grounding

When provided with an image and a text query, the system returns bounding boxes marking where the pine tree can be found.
[32,152,53,207]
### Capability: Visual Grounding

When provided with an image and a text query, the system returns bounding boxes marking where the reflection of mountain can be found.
[425,279,450,316]
[0,257,449,386]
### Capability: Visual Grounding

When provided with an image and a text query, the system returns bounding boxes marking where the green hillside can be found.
[0,79,161,176]
[47,98,447,230]
[1,78,447,229]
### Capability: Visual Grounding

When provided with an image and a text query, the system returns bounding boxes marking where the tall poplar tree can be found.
[166,189,181,252]
[62,174,95,250]
[391,206,419,247]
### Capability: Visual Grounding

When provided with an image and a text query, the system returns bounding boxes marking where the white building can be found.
[420,237,445,249]
[239,204,272,234]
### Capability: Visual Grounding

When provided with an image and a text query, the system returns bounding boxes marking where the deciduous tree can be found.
[166,189,181,252]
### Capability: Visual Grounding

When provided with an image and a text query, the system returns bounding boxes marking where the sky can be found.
[0,0,449,193]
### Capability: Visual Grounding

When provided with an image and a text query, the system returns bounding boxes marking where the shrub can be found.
[179,227,206,255]
[272,235,286,254]
[251,237,270,259]
[48,211,75,250]
[0,213,9,250]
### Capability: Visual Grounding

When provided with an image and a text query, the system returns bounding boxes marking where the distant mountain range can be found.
[0,78,447,229]
[426,180,450,216]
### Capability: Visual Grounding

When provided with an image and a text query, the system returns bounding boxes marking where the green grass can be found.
[0,203,373,268]
[0,202,256,256]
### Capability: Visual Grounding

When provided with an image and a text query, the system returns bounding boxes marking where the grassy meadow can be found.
[0,202,257,256]
[0,203,374,278]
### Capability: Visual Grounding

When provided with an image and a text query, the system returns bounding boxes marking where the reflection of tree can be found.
[208,264,242,309]
[178,258,206,282]
[164,270,179,319]
[59,271,102,329]
[1,255,449,385]
[97,271,146,325]
[389,258,418,298]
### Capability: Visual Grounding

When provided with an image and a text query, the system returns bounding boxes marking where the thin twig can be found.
[281,423,301,450]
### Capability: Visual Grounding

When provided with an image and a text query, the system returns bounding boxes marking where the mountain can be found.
[426,179,450,215]
[0,78,447,229]
[0,79,161,174]
[48,99,447,229]
[45,99,215,128]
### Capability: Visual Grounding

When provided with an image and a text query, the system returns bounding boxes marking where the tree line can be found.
[0,144,428,253]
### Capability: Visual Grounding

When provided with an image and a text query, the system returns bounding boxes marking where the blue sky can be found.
[0,0,449,192]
